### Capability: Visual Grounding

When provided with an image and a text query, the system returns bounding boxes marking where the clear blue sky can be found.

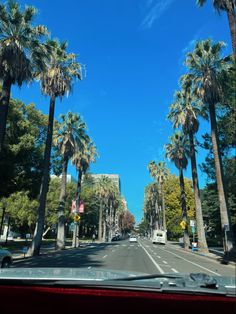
[12,0,232,223]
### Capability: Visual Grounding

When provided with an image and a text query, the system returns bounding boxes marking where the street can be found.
[13,238,235,277]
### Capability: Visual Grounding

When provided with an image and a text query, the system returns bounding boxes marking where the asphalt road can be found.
[13,238,235,277]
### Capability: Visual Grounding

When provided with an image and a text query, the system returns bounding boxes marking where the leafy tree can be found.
[0,192,38,236]
[164,174,195,240]
[138,218,150,236]
[165,131,190,249]
[185,39,236,254]
[45,178,77,237]
[28,40,82,256]
[119,211,135,235]
[196,0,236,58]
[0,0,49,153]
[0,100,48,198]
[168,74,208,252]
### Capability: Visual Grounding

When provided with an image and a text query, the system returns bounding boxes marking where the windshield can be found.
[0,0,235,290]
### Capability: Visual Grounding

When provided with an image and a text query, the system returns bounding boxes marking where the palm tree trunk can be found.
[209,102,236,255]
[179,168,190,250]
[56,156,68,250]
[98,200,103,241]
[227,9,236,59]
[27,95,56,256]
[0,80,11,154]
[77,169,83,199]
[161,184,166,232]
[189,131,209,253]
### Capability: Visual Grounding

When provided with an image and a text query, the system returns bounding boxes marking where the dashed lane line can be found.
[171,268,178,273]
[102,255,108,259]
[139,241,164,274]
[156,246,221,277]
[163,261,168,264]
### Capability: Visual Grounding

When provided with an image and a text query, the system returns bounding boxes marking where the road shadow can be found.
[12,242,121,268]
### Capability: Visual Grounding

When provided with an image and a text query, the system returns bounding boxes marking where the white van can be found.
[152,230,167,244]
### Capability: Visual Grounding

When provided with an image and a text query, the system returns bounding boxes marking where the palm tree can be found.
[71,140,97,247]
[0,0,49,153]
[165,131,190,250]
[94,176,117,242]
[72,141,98,202]
[55,112,88,250]
[196,0,236,58]
[185,39,236,255]
[168,74,209,253]
[27,41,82,256]
[143,183,160,236]
[148,161,169,231]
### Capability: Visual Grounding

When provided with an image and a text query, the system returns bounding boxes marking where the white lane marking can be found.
[88,266,92,269]
[130,245,134,247]
[171,268,178,273]
[163,260,168,264]
[139,241,164,274]
[157,246,221,277]
[103,255,108,259]
[156,255,161,258]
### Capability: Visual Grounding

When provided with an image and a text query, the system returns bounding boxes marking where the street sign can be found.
[78,200,84,213]
[74,214,80,222]
[71,200,77,213]
[180,220,187,230]
[190,220,196,227]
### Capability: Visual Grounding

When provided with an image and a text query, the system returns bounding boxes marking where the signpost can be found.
[190,220,197,251]
[71,199,85,248]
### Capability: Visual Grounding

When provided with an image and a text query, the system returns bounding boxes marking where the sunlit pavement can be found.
[12,238,235,277]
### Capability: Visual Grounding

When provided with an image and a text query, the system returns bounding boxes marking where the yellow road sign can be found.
[74,214,81,222]
[180,220,187,230]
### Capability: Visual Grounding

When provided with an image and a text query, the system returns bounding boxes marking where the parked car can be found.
[0,247,12,268]
[111,235,121,241]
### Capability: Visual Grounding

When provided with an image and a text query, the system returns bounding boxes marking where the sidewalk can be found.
[166,241,236,266]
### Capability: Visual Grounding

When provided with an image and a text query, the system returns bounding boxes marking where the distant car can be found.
[111,235,121,241]
[129,235,137,243]
[0,248,13,268]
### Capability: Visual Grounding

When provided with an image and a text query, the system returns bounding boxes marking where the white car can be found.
[129,236,137,243]
[0,248,13,268]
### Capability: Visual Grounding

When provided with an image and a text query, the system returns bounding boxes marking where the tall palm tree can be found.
[148,161,169,231]
[55,112,88,250]
[168,74,209,253]
[185,39,236,255]
[165,131,190,250]
[143,183,160,235]
[196,0,236,58]
[94,176,117,242]
[71,140,97,247]
[0,0,49,153]
[27,41,82,256]
[72,141,98,202]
